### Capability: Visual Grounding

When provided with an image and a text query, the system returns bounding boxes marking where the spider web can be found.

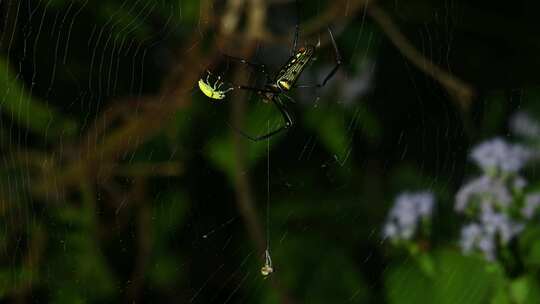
[1,0,523,303]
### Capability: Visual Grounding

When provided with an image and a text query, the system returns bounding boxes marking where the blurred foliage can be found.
[386,250,504,304]
[1,0,540,303]
[0,58,77,140]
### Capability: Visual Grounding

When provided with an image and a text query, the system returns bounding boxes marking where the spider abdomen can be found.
[275,45,315,91]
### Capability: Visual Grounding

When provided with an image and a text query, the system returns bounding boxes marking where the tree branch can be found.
[367,4,475,109]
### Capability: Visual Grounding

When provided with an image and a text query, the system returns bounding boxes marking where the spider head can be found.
[278,79,292,90]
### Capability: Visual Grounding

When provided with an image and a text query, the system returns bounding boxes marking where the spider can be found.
[198,0,341,141]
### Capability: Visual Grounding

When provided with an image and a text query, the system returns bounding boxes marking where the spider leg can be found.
[291,0,301,55]
[320,26,342,86]
[221,53,272,82]
[275,96,294,129]
[235,85,276,95]
[281,93,297,104]
[294,26,342,89]
[229,96,294,142]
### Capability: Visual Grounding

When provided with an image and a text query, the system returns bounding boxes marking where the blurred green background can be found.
[1,0,540,303]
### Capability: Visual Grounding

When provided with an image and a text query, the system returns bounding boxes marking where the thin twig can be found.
[367,4,475,109]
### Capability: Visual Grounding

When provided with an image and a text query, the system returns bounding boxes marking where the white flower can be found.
[470,138,532,174]
[522,193,540,219]
[460,223,482,253]
[457,135,534,262]
[480,204,524,244]
[459,204,524,261]
[459,223,495,261]
[383,223,398,239]
[509,111,540,140]
[477,234,496,261]
[455,175,512,212]
[383,191,435,241]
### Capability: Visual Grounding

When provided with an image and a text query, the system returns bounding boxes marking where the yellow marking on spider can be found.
[198,72,234,100]
[278,79,291,90]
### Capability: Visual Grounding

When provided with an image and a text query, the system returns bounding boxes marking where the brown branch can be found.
[33,35,211,197]
[367,4,475,109]
[221,0,247,36]
[247,0,268,39]
[126,180,151,303]
[251,0,369,45]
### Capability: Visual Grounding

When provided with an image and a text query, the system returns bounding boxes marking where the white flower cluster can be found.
[383,191,434,242]
[457,137,539,261]
[383,123,540,260]
[455,175,512,212]
[469,137,532,174]
[460,205,524,261]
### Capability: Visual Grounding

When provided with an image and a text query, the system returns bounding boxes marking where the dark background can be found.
[1,0,540,302]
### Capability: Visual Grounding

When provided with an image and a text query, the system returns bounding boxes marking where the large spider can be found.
[198,0,341,141]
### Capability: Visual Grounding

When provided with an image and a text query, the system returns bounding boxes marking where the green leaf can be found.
[417,253,436,276]
[432,250,501,304]
[511,277,530,303]
[491,287,512,304]
[386,259,435,304]
[519,226,540,269]
[510,276,540,304]
[386,249,503,304]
